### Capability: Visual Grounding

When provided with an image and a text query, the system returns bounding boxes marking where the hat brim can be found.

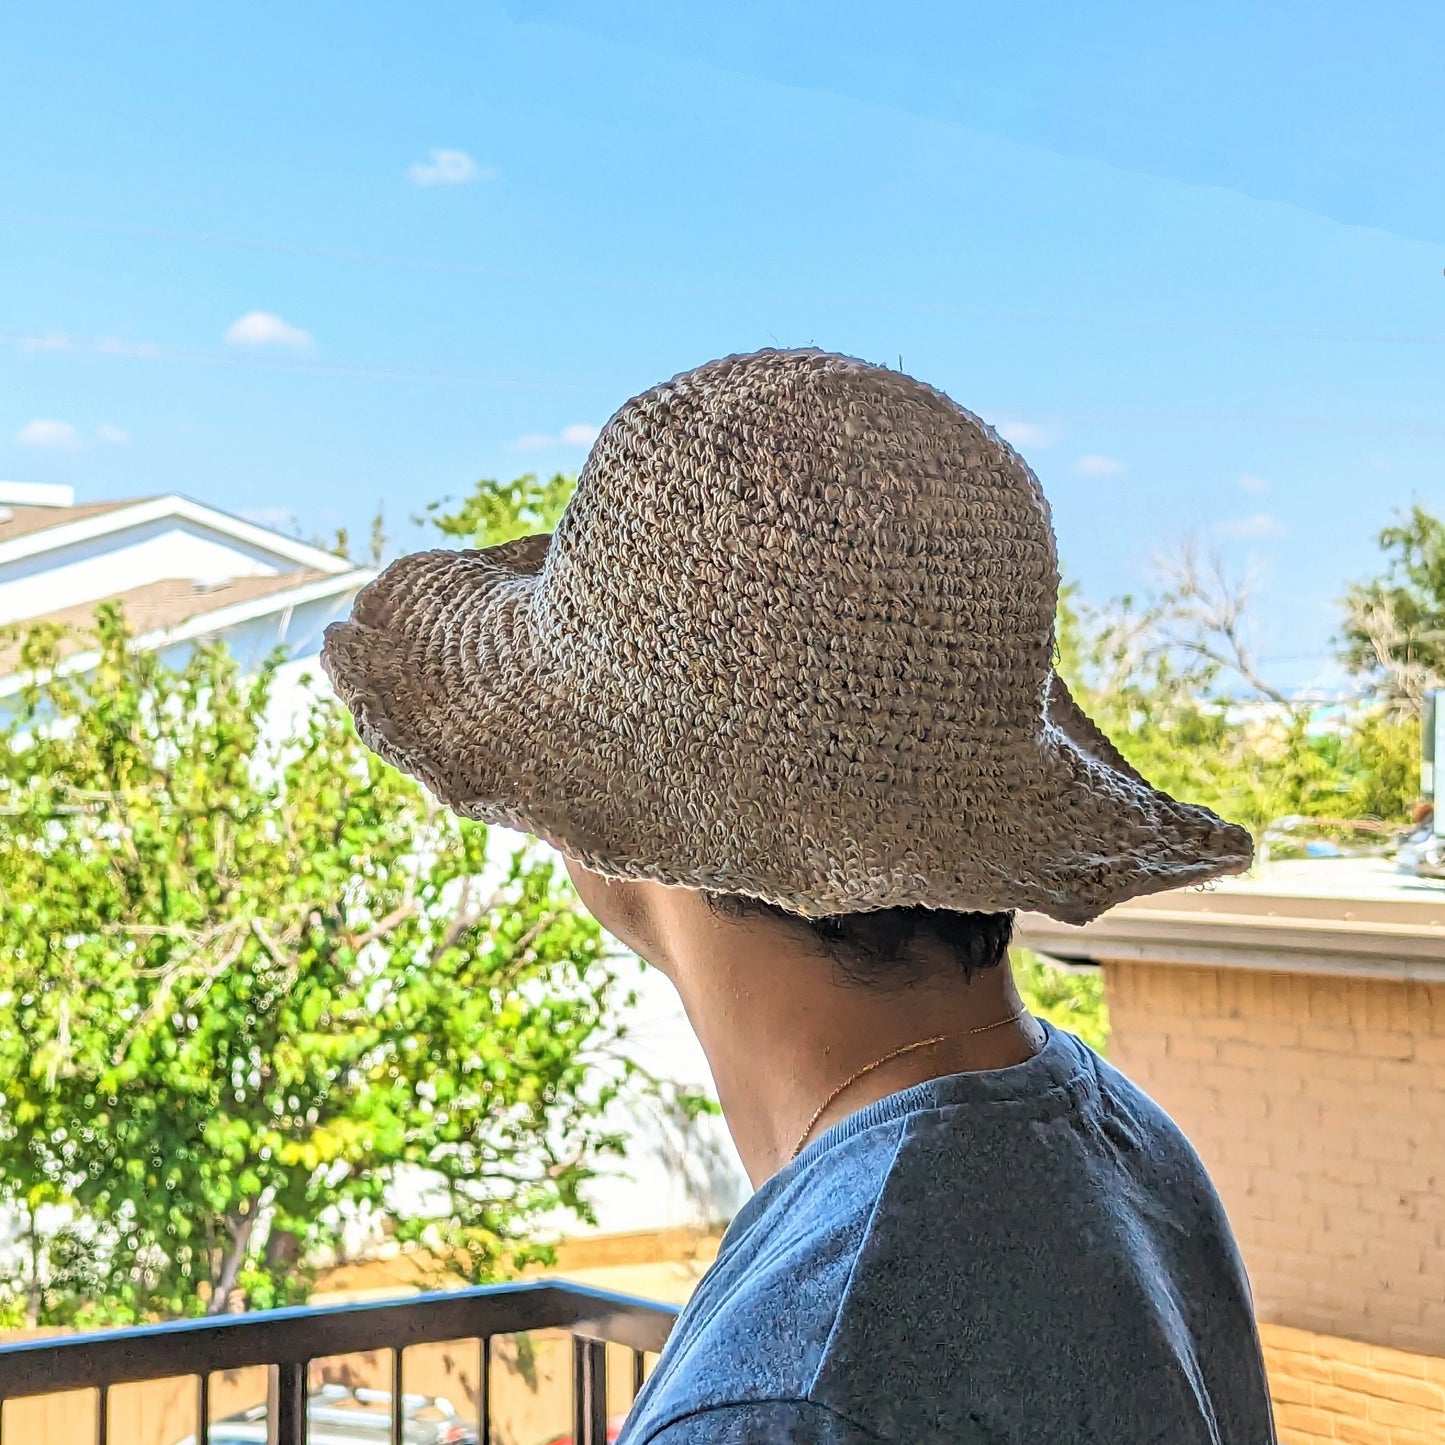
[322,536,1253,926]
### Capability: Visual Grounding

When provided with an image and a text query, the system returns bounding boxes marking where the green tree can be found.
[1011,952,1109,1056]
[1056,540,1423,835]
[419,472,577,550]
[0,610,637,1325]
[1340,503,1445,713]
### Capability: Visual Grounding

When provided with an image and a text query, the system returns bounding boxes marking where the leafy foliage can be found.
[1055,560,1424,836]
[1012,952,1109,1057]
[0,610,636,1325]
[419,473,576,550]
[1340,504,1445,711]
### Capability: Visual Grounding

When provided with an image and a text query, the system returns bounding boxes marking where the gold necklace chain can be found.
[789,1006,1030,1162]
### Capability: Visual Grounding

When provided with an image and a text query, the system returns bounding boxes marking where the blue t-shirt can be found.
[619,1023,1276,1444]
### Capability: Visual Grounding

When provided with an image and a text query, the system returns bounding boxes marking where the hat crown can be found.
[539,349,1061,717]
[321,345,1253,924]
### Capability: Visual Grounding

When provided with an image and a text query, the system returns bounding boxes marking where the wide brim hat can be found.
[322,349,1252,926]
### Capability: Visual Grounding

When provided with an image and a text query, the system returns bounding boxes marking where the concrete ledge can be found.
[1016,861,1445,982]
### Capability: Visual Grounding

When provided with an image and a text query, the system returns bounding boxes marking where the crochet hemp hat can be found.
[322,348,1252,926]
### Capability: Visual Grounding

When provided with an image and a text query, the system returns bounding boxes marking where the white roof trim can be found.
[0,567,373,697]
[0,481,75,507]
[0,494,357,574]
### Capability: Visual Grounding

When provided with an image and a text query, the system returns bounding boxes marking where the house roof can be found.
[0,494,356,576]
[0,499,138,543]
[0,569,344,675]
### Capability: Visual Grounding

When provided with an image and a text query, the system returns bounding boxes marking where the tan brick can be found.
[1312,1382,1371,1417]
[1377,1376,1445,1412]
[1164,1033,1220,1063]
[1367,1393,1433,1429]
[1303,1173,1364,1208]
[1270,1372,1316,1406]
[1276,1402,1348,1438]
[1366,1346,1433,1380]
[1223,1088,1273,1120]
[1314,1335,1380,1370]
[1193,1014,1247,1038]
[1356,1127,1419,1165]
[1286,1354,1338,1388]
[1324,1155,1381,1188]
[1249,1219,1315,1254]
[1305,1074,1376,1111]
[1308,986,1357,1028]
[1352,1029,1416,1062]
[1308,1052,1380,1086]
[1369,1057,1424,1091]
[1314,1260,1390,1298]
[1333,1419,1392,1445]
[1219,1135,1274,1169]
[1331,1362,1384,1396]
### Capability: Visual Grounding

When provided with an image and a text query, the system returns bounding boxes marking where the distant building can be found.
[0,481,373,712]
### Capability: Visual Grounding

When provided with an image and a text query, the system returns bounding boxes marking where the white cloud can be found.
[16,418,82,449]
[1214,512,1287,541]
[93,335,165,359]
[508,424,600,452]
[408,149,497,187]
[96,424,129,444]
[1369,457,1390,472]
[1074,454,1126,477]
[995,420,1056,449]
[20,332,165,360]
[1237,473,1270,494]
[224,311,314,349]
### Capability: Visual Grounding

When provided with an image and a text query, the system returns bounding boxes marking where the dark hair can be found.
[702,892,1014,993]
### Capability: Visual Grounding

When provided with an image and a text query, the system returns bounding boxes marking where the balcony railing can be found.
[0,1280,680,1445]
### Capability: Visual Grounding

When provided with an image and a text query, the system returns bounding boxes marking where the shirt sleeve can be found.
[638,1398,885,1445]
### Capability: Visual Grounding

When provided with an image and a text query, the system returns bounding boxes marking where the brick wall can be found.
[1105,960,1445,1439]
[1260,1323,1445,1445]
[1106,961,1445,1355]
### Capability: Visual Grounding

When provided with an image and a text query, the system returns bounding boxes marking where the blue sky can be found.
[3,1,1442,690]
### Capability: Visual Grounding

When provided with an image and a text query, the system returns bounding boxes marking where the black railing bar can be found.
[197,1372,210,1445]
[573,1338,607,1445]
[96,1383,108,1445]
[0,1282,678,1399]
[274,1361,308,1445]
[478,1336,491,1445]
[632,1348,645,1400]
[390,1348,404,1445]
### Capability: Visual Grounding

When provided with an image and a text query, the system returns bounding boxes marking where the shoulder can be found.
[636,1398,886,1444]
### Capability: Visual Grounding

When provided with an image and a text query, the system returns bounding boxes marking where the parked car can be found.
[170,1384,479,1445]
[1397,819,1445,879]
[1261,814,1402,861]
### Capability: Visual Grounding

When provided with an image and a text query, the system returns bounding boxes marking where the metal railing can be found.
[0,1280,680,1445]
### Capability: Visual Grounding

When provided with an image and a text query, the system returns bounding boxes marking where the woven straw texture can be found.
[322,349,1252,925]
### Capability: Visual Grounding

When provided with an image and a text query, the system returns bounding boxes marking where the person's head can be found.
[563,854,1012,996]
